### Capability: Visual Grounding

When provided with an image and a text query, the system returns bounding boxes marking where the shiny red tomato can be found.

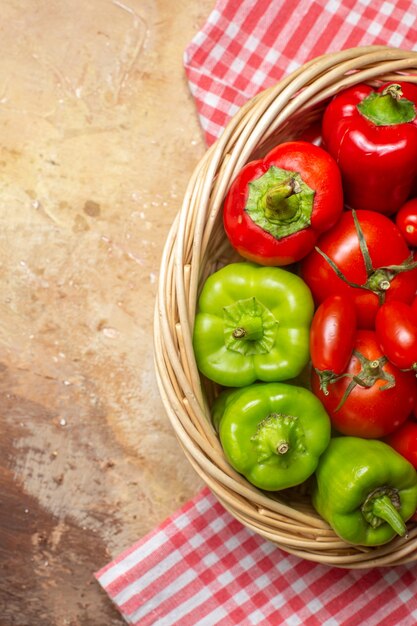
[310,294,356,393]
[395,198,417,248]
[375,300,417,370]
[311,330,417,438]
[301,210,417,329]
[385,420,417,470]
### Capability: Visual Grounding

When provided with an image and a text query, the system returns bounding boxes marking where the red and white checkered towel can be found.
[96,1,417,624]
[96,488,417,626]
[184,0,417,145]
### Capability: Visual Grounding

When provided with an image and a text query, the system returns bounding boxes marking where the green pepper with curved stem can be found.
[214,382,331,491]
[193,262,314,387]
[311,436,417,546]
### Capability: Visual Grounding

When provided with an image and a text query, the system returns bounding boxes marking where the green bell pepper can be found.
[193,262,314,387]
[311,436,417,546]
[214,382,331,491]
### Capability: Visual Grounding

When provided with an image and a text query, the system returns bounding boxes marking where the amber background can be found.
[0,1,215,624]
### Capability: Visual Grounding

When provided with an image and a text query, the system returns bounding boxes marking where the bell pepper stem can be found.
[232,315,263,341]
[357,83,416,126]
[223,297,278,356]
[245,166,315,239]
[277,442,289,454]
[251,413,305,464]
[371,495,407,537]
[263,178,300,221]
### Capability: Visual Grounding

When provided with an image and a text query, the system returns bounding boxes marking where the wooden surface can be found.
[0,1,214,624]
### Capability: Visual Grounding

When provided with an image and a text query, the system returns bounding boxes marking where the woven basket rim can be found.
[154,45,417,568]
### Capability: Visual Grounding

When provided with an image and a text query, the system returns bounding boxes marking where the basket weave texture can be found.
[154,46,417,568]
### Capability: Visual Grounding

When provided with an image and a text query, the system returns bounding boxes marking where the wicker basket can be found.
[154,46,417,568]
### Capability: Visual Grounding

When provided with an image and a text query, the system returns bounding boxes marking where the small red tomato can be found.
[311,330,417,438]
[385,420,417,469]
[396,198,417,248]
[310,294,356,393]
[375,300,417,371]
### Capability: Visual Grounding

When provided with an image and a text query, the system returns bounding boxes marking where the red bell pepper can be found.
[322,82,417,216]
[222,141,343,266]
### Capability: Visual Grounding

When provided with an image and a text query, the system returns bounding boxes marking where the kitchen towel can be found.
[96,487,417,626]
[184,0,417,145]
[96,1,417,624]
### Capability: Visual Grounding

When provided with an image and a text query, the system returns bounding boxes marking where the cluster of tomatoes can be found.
[303,207,417,467]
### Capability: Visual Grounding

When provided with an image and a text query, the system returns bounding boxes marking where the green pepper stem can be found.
[263,178,300,222]
[223,297,277,357]
[357,83,416,126]
[383,84,403,100]
[232,315,263,341]
[245,166,314,239]
[371,495,407,537]
[251,413,305,464]
[277,442,289,454]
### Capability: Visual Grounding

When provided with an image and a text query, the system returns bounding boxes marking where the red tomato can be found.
[395,198,417,248]
[411,292,417,319]
[385,420,417,470]
[375,300,417,370]
[301,210,417,329]
[311,330,417,438]
[310,294,356,392]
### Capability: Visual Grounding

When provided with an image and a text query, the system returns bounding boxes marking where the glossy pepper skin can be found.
[322,82,417,215]
[312,437,417,546]
[223,141,343,266]
[214,382,331,491]
[193,262,314,387]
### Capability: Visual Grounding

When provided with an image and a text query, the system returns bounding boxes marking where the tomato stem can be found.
[315,368,340,395]
[315,210,417,304]
[334,351,395,411]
